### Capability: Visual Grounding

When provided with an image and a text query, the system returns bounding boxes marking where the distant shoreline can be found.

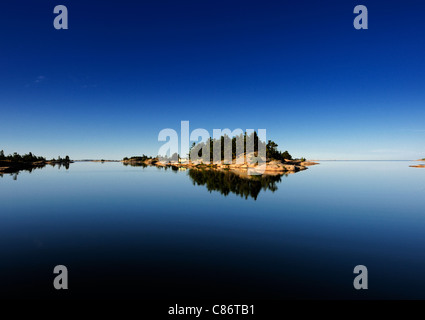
[74,160,121,162]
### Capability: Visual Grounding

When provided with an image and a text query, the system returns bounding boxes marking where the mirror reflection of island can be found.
[122,161,287,200]
[188,168,286,200]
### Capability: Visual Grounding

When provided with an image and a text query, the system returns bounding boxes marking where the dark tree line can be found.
[0,150,46,163]
[189,131,293,162]
[123,154,152,161]
[121,132,303,163]
[0,150,71,163]
[265,140,293,161]
[50,155,71,162]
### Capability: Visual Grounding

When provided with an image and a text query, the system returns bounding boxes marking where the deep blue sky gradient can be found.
[1,0,424,159]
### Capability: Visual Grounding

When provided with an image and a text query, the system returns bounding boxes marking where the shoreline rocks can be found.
[122,156,319,176]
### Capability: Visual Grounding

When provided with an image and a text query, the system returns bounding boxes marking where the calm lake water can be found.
[1,161,425,299]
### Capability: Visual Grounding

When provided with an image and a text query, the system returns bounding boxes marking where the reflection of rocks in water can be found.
[188,168,285,200]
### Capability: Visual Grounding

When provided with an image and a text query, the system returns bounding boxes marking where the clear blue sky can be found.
[1,0,424,160]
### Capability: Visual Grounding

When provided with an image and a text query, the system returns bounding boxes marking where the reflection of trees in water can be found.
[0,166,40,180]
[188,169,285,200]
[123,162,147,168]
[50,162,70,170]
[122,163,284,199]
[123,162,181,173]
[0,163,69,180]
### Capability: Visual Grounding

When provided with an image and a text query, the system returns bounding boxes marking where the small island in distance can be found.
[410,158,425,168]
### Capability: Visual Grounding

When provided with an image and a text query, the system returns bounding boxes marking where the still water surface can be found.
[1,161,424,298]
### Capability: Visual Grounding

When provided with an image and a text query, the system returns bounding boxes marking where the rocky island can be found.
[123,155,318,175]
[410,158,425,168]
[123,135,319,175]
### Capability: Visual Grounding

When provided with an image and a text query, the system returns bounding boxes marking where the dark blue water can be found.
[1,161,424,299]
